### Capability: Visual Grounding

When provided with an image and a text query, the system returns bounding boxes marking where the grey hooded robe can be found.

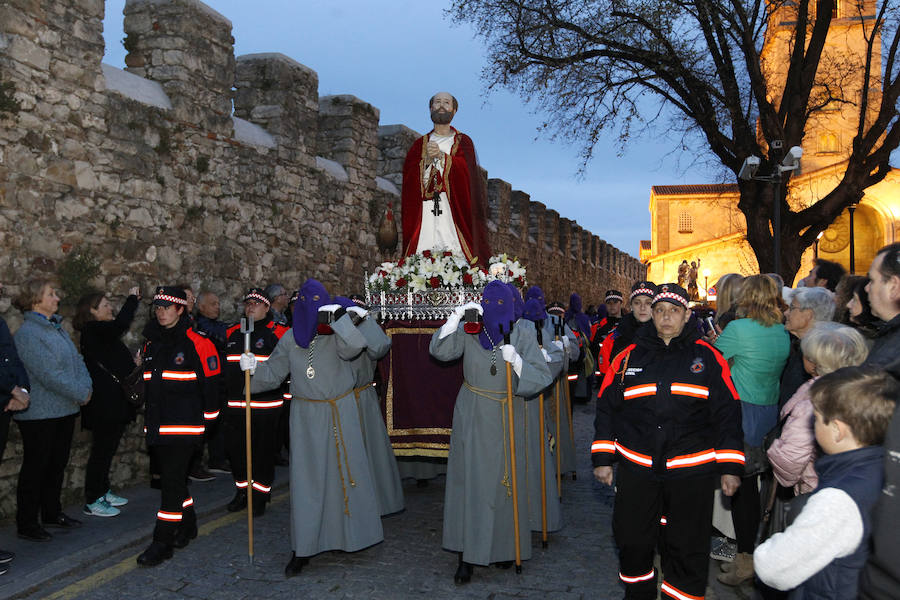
[430,322,553,565]
[250,314,383,556]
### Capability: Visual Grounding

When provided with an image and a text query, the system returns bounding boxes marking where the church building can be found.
[643,0,900,292]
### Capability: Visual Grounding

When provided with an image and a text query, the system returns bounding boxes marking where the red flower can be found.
[378,270,388,277]
[517,276,525,285]
[395,277,407,288]
[443,251,453,257]
[422,250,432,258]
[463,273,473,285]
[429,276,441,289]
[398,258,406,267]
[507,269,514,276]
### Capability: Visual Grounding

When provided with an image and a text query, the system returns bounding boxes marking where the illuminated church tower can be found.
[645,0,899,288]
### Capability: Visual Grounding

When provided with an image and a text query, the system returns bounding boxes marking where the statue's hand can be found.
[425,141,442,160]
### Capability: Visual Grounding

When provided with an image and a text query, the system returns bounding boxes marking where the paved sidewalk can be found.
[0,402,753,599]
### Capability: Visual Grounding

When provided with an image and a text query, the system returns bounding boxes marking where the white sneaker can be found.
[83,498,120,517]
[104,490,128,507]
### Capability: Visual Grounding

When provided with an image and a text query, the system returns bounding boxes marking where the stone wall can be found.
[0,0,644,518]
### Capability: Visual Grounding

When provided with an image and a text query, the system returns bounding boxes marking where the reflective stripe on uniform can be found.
[715,450,746,464]
[666,449,717,469]
[661,580,704,600]
[591,440,615,454]
[251,482,271,493]
[182,497,193,508]
[227,399,284,409]
[142,371,152,381]
[226,354,270,362]
[567,374,578,381]
[158,425,205,435]
[623,384,657,400]
[157,511,182,522]
[615,442,653,467]
[619,569,655,583]
[204,411,220,420]
[670,383,709,398]
[161,370,197,381]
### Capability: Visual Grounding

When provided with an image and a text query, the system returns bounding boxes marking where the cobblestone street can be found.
[6,401,748,600]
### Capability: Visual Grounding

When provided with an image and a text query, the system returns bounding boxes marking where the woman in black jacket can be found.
[74,286,141,517]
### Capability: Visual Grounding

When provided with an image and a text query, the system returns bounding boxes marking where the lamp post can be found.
[703,268,710,300]
[738,143,803,277]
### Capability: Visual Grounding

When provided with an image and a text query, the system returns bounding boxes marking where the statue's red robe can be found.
[400,128,492,265]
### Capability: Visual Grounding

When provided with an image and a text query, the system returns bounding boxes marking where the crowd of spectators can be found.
[589,248,900,599]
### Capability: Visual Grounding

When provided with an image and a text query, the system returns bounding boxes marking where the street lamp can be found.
[703,268,710,299]
[739,143,803,276]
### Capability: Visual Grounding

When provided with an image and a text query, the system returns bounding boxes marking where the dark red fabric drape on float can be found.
[376,320,463,457]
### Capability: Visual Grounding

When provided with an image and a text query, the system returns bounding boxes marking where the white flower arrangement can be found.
[366,249,526,294]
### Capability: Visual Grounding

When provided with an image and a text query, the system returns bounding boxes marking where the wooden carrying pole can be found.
[554,320,563,500]
[535,320,548,548]
[240,317,255,564]
[500,323,522,574]
[563,368,575,480]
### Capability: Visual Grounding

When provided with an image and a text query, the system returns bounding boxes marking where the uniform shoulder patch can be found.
[207,355,219,371]
[690,357,705,373]
[174,352,185,365]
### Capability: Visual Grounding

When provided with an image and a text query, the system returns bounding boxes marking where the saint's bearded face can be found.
[431,108,454,125]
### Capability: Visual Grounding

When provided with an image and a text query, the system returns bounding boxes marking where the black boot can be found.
[137,541,173,566]
[227,490,247,512]
[173,522,198,549]
[284,552,309,578]
[252,498,267,517]
[454,553,473,584]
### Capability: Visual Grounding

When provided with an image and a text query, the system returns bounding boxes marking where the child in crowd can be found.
[754,367,898,598]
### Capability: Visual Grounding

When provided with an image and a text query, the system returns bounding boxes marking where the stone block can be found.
[7,35,51,71]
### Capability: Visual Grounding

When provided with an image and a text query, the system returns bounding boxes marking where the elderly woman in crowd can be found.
[73,287,142,518]
[767,323,869,495]
[714,274,790,586]
[780,287,836,407]
[12,280,92,541]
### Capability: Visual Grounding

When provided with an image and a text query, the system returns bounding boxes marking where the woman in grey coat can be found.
[243,279,383,577]
[430,281,553,584]
[12,279,92,541]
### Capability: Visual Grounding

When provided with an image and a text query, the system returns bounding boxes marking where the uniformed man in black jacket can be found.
[223,288,289,516]
[137,287,221,567]
[592,283,744,600]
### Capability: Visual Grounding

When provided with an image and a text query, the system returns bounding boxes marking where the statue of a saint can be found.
[401,92,492,264]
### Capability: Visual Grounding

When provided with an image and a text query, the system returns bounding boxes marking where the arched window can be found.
[818,132,840,154]
[678,212,693,234]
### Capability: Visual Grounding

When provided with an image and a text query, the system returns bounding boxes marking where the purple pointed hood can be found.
[566,292,591,335]
[506,283,524,321]
[523,297,547,322]
[524,285,545,306]
[293,279,330,348]
[479,280,514,350]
